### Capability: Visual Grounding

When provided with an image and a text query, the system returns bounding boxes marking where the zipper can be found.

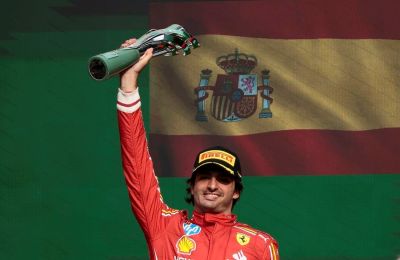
[223,227,233,259]
[206,223,217,260]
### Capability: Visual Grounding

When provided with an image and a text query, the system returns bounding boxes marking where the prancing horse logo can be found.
[236,232,250,246]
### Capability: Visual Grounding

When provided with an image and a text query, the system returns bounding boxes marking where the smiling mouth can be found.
[203,193,220,200]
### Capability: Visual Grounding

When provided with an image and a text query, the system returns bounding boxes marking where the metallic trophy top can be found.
[124,24,200,57]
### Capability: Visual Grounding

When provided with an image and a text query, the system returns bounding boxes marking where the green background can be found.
[0,1,399,259]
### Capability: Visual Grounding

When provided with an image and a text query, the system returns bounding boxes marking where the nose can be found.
[207,176,218,190]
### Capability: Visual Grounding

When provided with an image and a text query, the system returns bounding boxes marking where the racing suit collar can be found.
[192,210,237,226]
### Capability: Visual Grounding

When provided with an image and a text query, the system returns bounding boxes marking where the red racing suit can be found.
[117,89,279,260]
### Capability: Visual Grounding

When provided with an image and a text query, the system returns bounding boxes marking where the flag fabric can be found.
[148,0,400,177]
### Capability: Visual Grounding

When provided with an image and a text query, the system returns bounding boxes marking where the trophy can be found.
[88,24,200,81]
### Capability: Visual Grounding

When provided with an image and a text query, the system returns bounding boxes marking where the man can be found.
[115,38,279,260]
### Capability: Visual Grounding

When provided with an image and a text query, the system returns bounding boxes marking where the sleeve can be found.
[116,88,178,241]
[256,232,279,260]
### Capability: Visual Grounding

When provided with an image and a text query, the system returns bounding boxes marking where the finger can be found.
[126,38,137,45]
[120,38,137,48]
[147,47,153,54]
[120,41,130,48]
[138,48,152,61]
[132,48,153,72]
[141,48,153,62]
[142,48,153,60]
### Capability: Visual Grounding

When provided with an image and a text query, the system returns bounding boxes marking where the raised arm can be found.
[117,40,177,242]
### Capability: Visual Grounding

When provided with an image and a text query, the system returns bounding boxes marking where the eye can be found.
[196,173,210,180]
[217,175,233,184]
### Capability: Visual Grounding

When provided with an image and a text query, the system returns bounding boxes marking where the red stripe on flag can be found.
[150,0,400,39]
[149,128,400,176]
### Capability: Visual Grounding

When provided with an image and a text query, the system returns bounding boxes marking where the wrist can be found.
[120,72,139,92]
[117,88,141,113]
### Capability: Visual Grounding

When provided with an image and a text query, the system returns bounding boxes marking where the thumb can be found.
[141,48,153,62]
[132,48,153,73]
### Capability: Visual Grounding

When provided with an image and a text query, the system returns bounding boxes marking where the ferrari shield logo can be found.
[194,49,274,122]
[236,232,250,246]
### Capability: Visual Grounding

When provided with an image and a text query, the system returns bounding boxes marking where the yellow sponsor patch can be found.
[176,236,196,255]
[198,150,236,166]
[236,233,250,246]
[161,209,180,217]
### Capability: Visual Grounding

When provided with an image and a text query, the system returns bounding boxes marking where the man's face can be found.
[191,170,239,215]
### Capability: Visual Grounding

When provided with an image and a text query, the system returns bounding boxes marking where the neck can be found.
[194,208,232,215]
[192,210,237,226]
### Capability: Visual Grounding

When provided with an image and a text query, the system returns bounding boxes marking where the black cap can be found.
[192,146,242,179]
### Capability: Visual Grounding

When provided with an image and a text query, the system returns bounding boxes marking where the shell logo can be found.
[176,235,196,255]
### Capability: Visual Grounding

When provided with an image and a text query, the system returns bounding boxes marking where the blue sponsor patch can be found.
[183,223,201,236]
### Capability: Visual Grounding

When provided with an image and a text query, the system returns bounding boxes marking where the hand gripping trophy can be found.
[88,24,200,81]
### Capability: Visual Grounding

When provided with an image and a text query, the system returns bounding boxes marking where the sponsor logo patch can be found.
[183,223,201,236]
[198,150,236,166]
[232,250,247,260]
[161,208,180,217]
[174,256,191,260]
[176,236,196,255]
[236,233,250,246]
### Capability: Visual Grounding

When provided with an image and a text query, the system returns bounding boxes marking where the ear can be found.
[190,186,194,196]
[233,191,240,200]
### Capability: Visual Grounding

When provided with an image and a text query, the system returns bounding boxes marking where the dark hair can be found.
[184,168,244,211]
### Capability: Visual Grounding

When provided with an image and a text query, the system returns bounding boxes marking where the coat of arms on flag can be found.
[194,49,273,122]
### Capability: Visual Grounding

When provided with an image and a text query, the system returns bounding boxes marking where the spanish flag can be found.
[149,0,400,177]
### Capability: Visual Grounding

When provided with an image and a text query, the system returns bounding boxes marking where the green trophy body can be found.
[89,48,140,81]
[88,24,200,81]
